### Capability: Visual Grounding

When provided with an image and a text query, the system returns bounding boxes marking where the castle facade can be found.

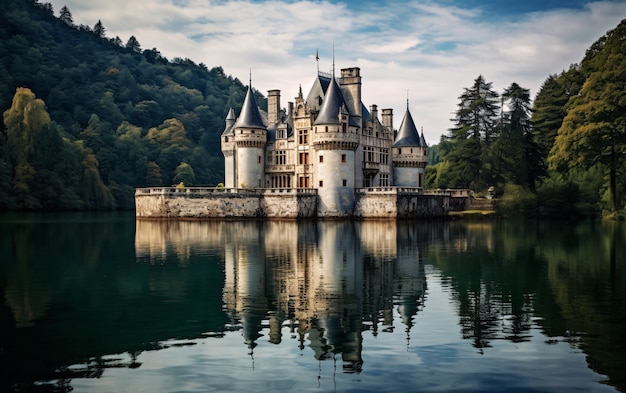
[220,67,428,217]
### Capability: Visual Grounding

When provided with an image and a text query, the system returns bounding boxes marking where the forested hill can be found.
[0,0,266,210]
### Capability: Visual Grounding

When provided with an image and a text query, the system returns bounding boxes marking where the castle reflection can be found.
[135,220,427,372]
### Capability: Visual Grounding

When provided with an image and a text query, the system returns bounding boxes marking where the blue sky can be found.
[48,0,626,143]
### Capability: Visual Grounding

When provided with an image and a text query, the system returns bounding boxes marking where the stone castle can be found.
[221,66,428,217]
[134,66,470,219]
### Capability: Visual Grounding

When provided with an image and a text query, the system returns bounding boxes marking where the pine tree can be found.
[125,35,141,53]
[445,75,500,190]
[59,5,73,26]
[93,20,106,38]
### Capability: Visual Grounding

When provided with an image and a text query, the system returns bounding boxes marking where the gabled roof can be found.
[233,85,265,129]
[393,107,422,147]
[314,77,349,125]
[306,74,332,113]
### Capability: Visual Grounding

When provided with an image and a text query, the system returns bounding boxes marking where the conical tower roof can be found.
[420,128,428,147]
[314,77,347,125]
[393,107,422,147]
[222,107,236,136]
[234,85,265,129]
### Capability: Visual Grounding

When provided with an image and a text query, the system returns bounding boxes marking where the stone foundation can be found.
[135,187,470,219]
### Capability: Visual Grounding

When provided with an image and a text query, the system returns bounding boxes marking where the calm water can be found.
[1,213,625,393]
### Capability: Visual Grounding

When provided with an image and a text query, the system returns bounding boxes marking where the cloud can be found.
[49,0,626,142]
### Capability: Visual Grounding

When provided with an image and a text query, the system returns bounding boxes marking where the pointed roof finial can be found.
[316,49,319,73]
[332,42,335,77]
[249,68,252,86]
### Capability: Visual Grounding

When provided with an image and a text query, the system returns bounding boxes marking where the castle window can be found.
[398,148,402,155]
[325,126,328,132]
[342,179,347,187]
[319,155,324,163]
[298,152,309,165]
[319,180,323,187]
[298,129,308,144]
[342,123,347,133]
[252,130,255,134]
[276,150,286,165]
[342,154,347,163]
[225,137,228,142]
[258,156,262,164]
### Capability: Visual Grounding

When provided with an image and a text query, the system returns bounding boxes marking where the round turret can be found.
[392,106,427,188]
[313,77,359,217]
[233,84,267,188]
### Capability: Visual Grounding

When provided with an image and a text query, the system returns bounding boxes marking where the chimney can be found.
[340,67,362,119]
[382,108,393,130]
[268,89,281,125]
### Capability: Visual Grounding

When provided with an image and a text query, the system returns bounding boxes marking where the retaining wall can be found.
[135,187,471,219]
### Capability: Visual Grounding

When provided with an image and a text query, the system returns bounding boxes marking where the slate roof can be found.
[393,107,422,147]
[221,107,236,136]
[314,77,349,125]
[233,85,265,129]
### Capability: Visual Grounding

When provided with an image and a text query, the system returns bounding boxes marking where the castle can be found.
[135,66,470,219]
[221,66,428,217]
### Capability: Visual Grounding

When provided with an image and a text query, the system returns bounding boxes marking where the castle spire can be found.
[393,104,421,147]
[234,76,265,129]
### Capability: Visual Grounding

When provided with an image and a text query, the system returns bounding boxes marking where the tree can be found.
[445,75,500,190]
[59,5,73,26]
[93,20,106,38]
[501,82,545,192]
[549,20,626,214]
[173,162,196,186]
[532,66,584,159]
[125,35,141,53]
[3,87,51,165]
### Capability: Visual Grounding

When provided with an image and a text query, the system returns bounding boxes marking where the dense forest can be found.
[1,1,625,217]
[426,18,626,218]
[0,0,265,210]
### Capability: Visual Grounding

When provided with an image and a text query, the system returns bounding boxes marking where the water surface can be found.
[1,213,624,392]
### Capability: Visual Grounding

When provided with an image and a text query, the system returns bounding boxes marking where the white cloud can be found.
[48,0,626,142]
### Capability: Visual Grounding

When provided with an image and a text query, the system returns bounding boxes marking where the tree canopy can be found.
[0,0,265,210]
[549,19,626,214]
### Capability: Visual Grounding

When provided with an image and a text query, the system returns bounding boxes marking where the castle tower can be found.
[312,77,360,217]
[220,108,237,188]
[233,83,267,188]
[392,105,427,188]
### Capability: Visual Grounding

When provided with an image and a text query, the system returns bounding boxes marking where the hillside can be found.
[0,0,266,210]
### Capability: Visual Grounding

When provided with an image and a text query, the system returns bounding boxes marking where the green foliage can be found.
[496,184,537,217]
[173,162,196,186]
[549,20,626,214]
[0,0,261,210]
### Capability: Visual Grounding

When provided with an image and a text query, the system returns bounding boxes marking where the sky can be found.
[47,0,626,143]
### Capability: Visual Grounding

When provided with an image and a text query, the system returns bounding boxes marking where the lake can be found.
[1,213,625,393]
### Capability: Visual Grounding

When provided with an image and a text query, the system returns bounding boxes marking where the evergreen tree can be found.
[93,20,106,38]
[501,82,545,191]
[532,66,584,159]
[58,5,73,26]
[446,75,500,190]
[125,35,141,53]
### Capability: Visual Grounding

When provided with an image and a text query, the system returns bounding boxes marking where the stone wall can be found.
[135,187,470,219]
[135,188,317,219]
